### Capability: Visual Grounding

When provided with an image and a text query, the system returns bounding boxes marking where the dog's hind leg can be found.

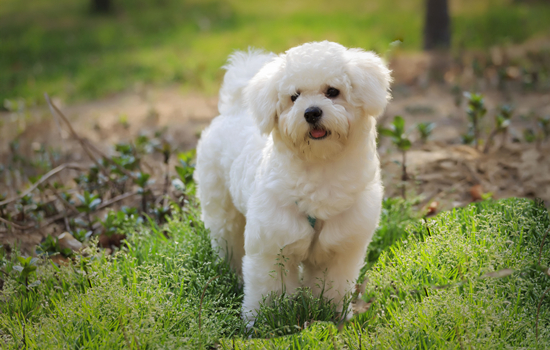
[200,184,246,276]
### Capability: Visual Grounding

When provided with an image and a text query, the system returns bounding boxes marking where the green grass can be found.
[1,197,548,348]
[2,0,550,105]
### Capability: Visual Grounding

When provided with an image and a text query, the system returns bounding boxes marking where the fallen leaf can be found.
[426,201,439,216]
[470,184,483,201]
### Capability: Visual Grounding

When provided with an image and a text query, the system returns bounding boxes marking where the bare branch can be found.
[0,163,80,207]
[97,190,139,210]
[0,217,36,231]
[44,94,109,175]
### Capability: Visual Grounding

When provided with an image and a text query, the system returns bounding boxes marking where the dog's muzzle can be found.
[305,106,328,139]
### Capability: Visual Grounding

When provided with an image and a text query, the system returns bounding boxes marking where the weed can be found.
[379,116,412,198]
[463,92,487,148]
[416,121,436,144]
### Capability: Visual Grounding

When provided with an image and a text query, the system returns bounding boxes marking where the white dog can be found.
[195,41,391,324]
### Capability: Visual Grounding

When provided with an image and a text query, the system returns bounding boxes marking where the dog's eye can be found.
[326,87,340,98]
[291,93,300,102]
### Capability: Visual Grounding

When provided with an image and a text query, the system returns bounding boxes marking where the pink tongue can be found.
[310,129,327,138]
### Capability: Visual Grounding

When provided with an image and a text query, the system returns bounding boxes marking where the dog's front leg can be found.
[241,252,301,326]
[240,204,314,326]
[302,246,366,318]
[303,193,381,317]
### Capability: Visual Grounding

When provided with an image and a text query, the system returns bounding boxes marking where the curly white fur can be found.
[195,41,391,325]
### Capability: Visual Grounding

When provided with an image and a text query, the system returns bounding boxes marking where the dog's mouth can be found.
[309,128,329,140]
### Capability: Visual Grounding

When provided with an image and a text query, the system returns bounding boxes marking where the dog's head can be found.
[245,41,391,161]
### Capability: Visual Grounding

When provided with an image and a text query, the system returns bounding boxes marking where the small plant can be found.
[484,104,513,153]
[13,194,36,222]
[101,210,122,236]
[538,116,550,142]
[100,209,140,236]
[379,116,411,198]
[12,256,38,287]
[72,229,92,243]
[134,172,152,213]
[463,92,487,148]
[151,204,171,225]
[524,128,536,143]
[416,122,435,143]
[118,114,130,129]
[76,191,102,231]
[175,150,196,187]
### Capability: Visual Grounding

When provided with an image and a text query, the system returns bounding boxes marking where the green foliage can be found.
[379,116,411,152]
[76,191,101,214]
[538,116,550,141]
[355,198,550,349]
[379,116,411,195]
[101,210,136,236]
[12,256,39,287]
[484,104,514,152]
[72,229,92,243]
[175,149,196,187]
[252,288,351,338]
[496,104,513,131]
[416,122,436,143]
[134,172,151,189]
[1,187,549,348]
[524,128,536,143]
[35,235,72,258]
[0,204,245,349]
[463,91,487,147]
[361,197,418,275]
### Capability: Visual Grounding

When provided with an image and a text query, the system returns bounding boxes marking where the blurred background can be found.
[1,0,550,101]
[1,0,550,250]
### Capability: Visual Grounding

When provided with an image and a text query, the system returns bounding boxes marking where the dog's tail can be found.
[218,49,276,116]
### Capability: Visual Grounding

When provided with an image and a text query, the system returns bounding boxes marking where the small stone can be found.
[58,232,83,252]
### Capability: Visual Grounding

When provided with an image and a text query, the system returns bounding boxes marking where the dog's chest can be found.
[290,167,363,220]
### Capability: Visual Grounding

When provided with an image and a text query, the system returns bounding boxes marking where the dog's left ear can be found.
[345,49,392,118]
[245,56,285,135]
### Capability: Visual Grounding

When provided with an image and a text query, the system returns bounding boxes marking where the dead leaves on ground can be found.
[383,142,550,210]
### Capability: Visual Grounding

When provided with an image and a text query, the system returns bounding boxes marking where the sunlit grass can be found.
[2,0,550,105]
[1,197,548,349]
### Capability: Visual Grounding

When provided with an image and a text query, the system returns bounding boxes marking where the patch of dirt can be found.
[1,89,219,159]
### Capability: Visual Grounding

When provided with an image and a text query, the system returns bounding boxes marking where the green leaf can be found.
[392,116,405,134]
[89,198,102,210]
[398,138,411,151]
[378,128,396,138]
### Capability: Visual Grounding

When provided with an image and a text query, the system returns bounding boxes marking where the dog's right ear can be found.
[245,56,285,135]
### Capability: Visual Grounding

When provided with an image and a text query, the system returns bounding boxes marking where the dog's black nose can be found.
[304,107,322,124]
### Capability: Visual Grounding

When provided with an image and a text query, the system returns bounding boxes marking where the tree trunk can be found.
[424,0,451,50]
[91,0,112,14]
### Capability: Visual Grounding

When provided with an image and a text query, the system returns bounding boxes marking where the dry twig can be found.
[0,163,80,207]
[45,94,109,176]
[0,217,36,231]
